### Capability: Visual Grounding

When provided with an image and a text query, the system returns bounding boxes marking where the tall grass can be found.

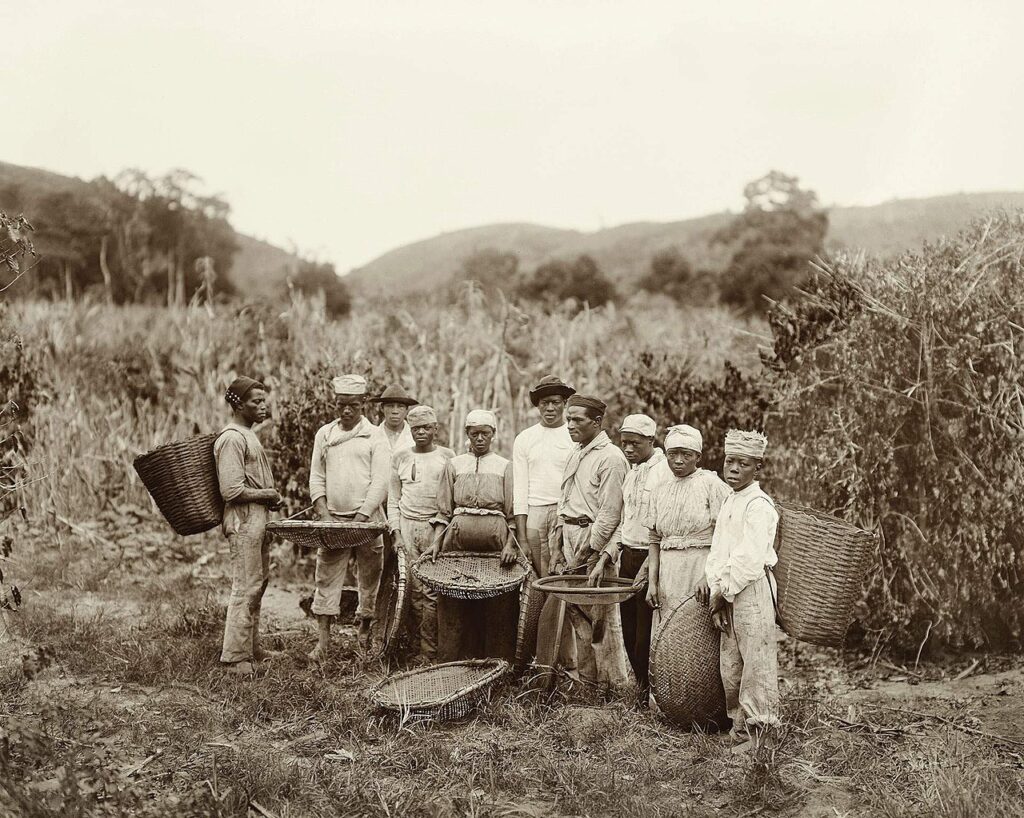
[10,288,762,521]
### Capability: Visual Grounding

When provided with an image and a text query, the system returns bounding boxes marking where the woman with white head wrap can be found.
[644,424,731,707]
[426,409,521,661]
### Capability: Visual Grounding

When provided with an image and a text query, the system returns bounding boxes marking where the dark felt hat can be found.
[529,374,576,406]
[370,383,418,406]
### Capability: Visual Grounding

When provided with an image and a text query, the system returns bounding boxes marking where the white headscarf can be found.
[665,424,703,453]
[465,409,497,430]
[724,429,768,458]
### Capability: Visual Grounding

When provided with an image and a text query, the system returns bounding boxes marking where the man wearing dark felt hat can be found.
[370,383,417,453]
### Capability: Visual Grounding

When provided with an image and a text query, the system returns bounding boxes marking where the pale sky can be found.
[3,1,1022,273]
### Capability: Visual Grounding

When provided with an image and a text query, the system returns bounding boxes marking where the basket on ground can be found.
[412,552,529,600]
[369,659,510,721]
[774,502,876,647]
[650,595,728,731]
[266,519,387,551]
[133,434,223,536]
[531,574,640,606]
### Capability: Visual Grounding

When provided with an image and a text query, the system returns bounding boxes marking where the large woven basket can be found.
[774,502,877,647]
[133,434,223,536]
[266,519,386,551]
[532,574,640,606]
[412,552,530,600]
[369,659,509,721]
[371,543,409,658]
[514,566,544,671]
[649,595,728,731]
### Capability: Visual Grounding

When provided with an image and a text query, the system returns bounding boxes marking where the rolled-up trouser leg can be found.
[311,546,353,618]
[221,506,270,663]
[354,536,384,621]
[525,504,558,577]
[400,518,438,659]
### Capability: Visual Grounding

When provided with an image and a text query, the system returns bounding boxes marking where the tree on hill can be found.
[288,259,351,319]
[458,248,521,296]
[715,170,828,314]
[517,254,616,310]
[639,248,694,303]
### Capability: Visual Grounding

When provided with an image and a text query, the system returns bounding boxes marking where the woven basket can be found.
[369,659,510,721]
[371,543,409,658]
[531,574,640,606]
[266,519,386,551]
[412,552,529,600]
[514,566,544,671]
[133,433,223,536]
[774,502,877,647]
[649,595,728,731]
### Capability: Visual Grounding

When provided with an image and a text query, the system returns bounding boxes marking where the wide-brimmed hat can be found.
[529,374,576,406]
[370,383,418,406]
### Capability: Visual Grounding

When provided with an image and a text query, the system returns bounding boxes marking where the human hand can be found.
[709,590,725,613]
[712,608,730,633]
[694,579,711,607]
[646,581,660,610]
[391,532,404,554]
[587,553,609,587]
[500,540,517,567]
[425,537,442,562]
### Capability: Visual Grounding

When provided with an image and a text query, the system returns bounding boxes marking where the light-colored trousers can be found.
[524,503,559,577]
[312,512,384,620]
[400,517,438,660]
[563,524,634,691]
[721,573,781,733]
[221,504,270,663]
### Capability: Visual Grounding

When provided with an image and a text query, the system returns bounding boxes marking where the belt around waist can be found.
[453,507,506,518]
[660,534,713,550]
[560,515,592,527]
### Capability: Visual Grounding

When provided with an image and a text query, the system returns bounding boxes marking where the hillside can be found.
[0,161,296,294]
[349,191,1024,295]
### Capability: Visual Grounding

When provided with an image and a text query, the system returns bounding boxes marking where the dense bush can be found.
[767,213,1024,652]
[288,259,352,319]
[517,254,617,310]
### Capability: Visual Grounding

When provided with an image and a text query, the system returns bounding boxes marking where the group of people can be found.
[211,372,781,749]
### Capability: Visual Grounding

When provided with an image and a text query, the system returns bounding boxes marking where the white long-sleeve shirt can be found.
[512,422,574,516]
[309,416,391,519]
[377,420,415,454]
[706,481,779,602]
[618,449,674,548]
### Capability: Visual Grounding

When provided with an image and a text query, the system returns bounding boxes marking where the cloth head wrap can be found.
[619,414,657,437]
[407,405,438,427]
[567,394,607,416]
[332,374,367,396]
[225,376,265,408]
[724,429,768,458]
[665,424,703,453]
[465,409,497,430]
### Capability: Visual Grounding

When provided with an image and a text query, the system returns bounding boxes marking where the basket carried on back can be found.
[369,659,509,721]
[774,502,876,647]
[649,595,728,731]
[412,552,530,600]
[266,518,387,551]
[133,434,223,536]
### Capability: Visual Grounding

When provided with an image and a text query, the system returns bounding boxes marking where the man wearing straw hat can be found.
[554,394,633,691]
[387,405,454,661]
[307,374,391,660]
[215,376,281,676]
[513,375,576,577]
[371,383,417,453]
[699,429,780,754]
[587,413,672,693]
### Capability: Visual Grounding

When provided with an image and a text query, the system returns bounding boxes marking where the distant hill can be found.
[349,192,1024,295]
[0,161,297,294]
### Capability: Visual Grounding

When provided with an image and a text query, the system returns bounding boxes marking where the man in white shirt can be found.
[308,374,391,660]
[371,384,417,453]
[589,413,672,692]
[513,375,576,576]
[699,429,780,753]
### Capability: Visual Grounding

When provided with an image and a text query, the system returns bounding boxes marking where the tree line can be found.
[459,171,828,314]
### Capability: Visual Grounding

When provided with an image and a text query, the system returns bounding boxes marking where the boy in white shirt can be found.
[699,429,780,753]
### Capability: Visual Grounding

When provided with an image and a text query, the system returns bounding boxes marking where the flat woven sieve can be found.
[369,659,510,721]
[266,519,387,551]
[411,552,529,600]
[531,574,640,606]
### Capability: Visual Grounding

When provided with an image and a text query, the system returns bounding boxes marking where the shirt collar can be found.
[733,480,761,496]
[578,430,611,457]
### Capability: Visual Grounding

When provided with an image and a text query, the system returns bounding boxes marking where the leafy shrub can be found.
[517,254,617,310]
[767,213,1024,652]
[288,259,351,319]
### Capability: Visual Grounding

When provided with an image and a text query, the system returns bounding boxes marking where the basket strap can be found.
[282,505,314,521]
[765,565,782,626]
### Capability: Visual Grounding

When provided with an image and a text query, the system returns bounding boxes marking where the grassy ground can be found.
[2,515,1023,817]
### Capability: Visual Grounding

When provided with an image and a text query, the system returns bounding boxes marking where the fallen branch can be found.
[954,659,982,681]
[250,799,281,818]
[863,703,1024,746]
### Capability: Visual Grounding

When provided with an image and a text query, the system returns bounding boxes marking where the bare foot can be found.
[307,644,326,663]
[223,661,254,675]
[253,649,283,662]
